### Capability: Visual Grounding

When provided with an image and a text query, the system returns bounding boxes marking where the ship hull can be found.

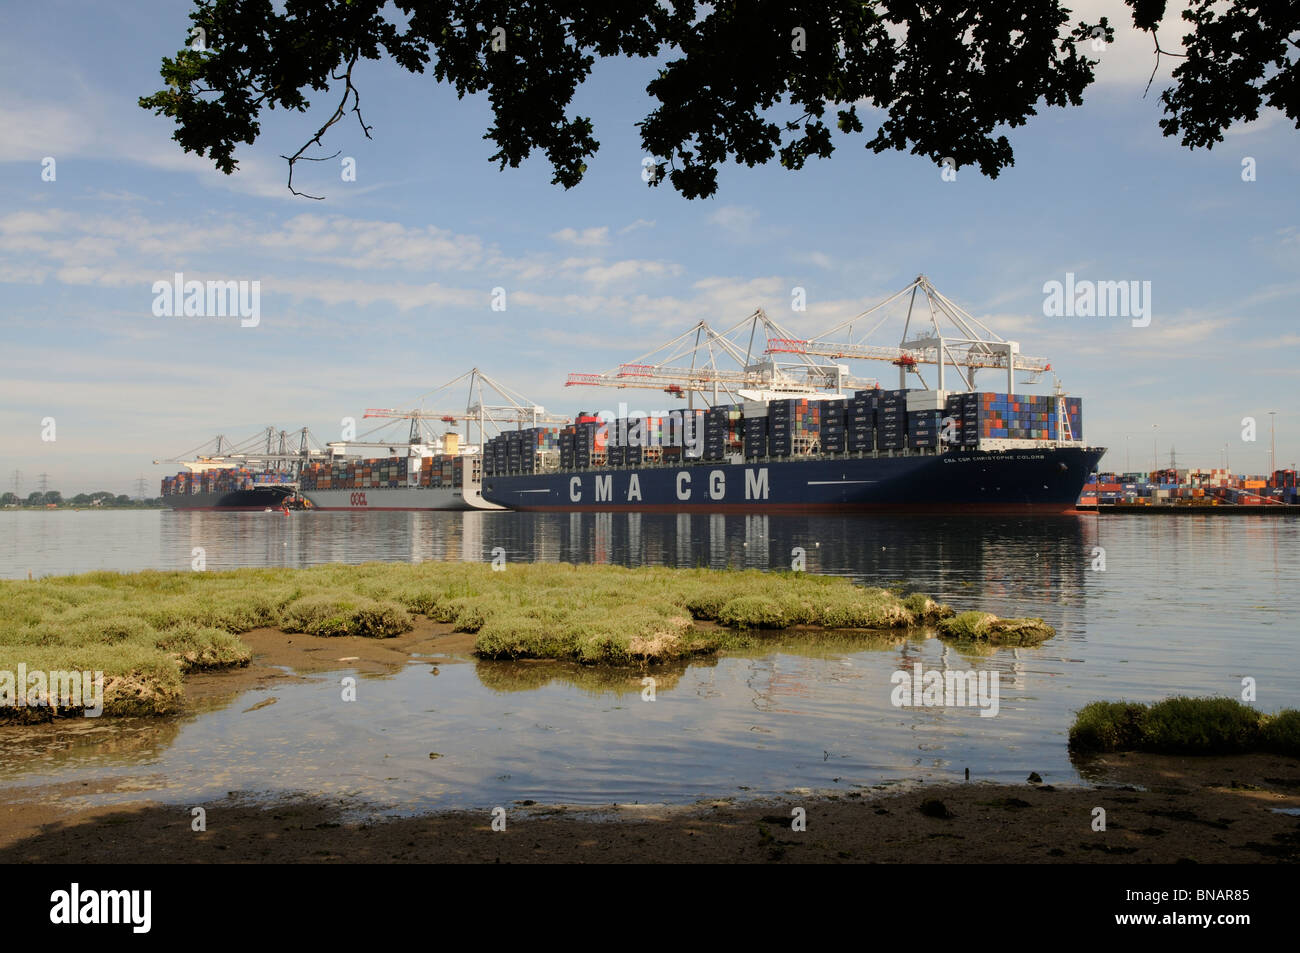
[302,486,503,511]
[161,487,295,511]
[482,447,1106,514]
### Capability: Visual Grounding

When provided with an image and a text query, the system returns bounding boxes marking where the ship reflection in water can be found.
[158,509,1093,611]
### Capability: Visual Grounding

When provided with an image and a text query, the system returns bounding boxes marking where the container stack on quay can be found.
[1080,467,1300,506]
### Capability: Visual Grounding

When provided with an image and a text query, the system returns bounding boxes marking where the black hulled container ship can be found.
[160,466,299,511]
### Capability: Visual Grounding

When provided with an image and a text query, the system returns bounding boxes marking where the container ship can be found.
[297,432,501,511]
[158,436,501,512]
[160,466,299,511]
[480,276,1110,514]
[480,389,1103,514]
[156,372,562,512]
[158,426,321,511]
[294,371,567,511]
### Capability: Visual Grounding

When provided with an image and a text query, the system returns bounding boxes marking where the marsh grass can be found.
[937,611,1055,645]
[1069,697,1300,756]
[2,562,1035,719]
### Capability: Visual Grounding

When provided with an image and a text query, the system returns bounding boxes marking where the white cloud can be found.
[1224,108,1291,138]
[550,226,610,247]
[0,100,94,161]
[265,215,490,272]
[1070,0,1188,88]
[579,259,679,285]
[793,251,835,270]
[707,205,760,236]
[0,92,301,199]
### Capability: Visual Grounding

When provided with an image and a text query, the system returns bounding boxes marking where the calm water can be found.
[0,509,1295,814]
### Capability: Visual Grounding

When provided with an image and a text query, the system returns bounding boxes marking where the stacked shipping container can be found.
[703,405,742,461]
[160,467,285,497]
[478,389,1087,476]
[847,390,876,453]
[768,398,824,457]
[296,455,465,490]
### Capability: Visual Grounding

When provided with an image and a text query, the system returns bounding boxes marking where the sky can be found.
[1,1,1297,496]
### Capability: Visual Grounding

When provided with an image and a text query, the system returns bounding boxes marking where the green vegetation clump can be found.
[937,611,1055,645]
[1069,701,1149,753]
[282,595,411,638]
[1069,696,1300,756]
[1142,696,1262,754]
[0,561,1039,720]
[1261,709,1300,757]
[715,594,795,629]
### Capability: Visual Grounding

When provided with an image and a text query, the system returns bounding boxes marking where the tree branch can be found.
[280,53,371,199]
[1143,34,1187,99]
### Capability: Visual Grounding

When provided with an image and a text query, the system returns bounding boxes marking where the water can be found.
[1,509,1296,814]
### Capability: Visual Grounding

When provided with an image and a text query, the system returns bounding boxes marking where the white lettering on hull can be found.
[559,466,770,504]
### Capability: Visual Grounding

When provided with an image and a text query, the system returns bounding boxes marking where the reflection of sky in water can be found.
[0,511,1295,811]
[2,638,1075,812]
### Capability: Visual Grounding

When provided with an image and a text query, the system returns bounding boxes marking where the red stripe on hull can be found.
[162,506,285,512]
[308,506,474,512]
[507,502,1087,515]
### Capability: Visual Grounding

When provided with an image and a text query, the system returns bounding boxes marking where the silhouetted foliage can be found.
[139,1,1298,199]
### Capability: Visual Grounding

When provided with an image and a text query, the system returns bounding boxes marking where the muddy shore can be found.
[3,752,1297,863]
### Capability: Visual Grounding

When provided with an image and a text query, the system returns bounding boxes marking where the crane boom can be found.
[767,275,1050,394]
[565,312,877,403]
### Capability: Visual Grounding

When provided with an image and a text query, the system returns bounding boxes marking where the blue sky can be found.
[2,0,1297,495]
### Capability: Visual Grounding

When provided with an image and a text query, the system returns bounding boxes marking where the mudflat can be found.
[2,751,1296,863]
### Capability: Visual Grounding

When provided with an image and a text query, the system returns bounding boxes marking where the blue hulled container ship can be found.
[482,446,1103,514]
[481,389,1106,515]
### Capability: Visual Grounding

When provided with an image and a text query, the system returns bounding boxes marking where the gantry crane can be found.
[565,310,878,407]
[765,275,1051,395]
[338,368,568,456]
[154,427,330,473]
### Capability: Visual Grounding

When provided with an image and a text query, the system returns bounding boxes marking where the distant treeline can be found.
[1,491,163,508]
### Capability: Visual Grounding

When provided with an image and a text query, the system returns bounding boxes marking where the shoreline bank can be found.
[3,751,1296,863]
